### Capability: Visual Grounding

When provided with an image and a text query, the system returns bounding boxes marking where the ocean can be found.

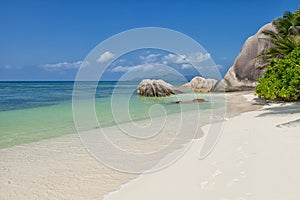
[0,81,224,149]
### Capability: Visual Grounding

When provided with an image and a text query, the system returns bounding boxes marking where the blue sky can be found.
[0,0,299,81]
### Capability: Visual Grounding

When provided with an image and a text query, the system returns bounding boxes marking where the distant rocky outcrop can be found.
[215,23,276,92]
[137,79,180,97]
[178,76,217,92]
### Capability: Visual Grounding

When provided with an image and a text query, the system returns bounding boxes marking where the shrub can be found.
[256,48,300,101]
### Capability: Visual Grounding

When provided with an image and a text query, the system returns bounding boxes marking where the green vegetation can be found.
[256,9,300,101]
[256,48,300,101]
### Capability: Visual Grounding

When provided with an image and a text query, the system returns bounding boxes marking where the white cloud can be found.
[112,64,155,73]
[181,63,192,69]
[41,60,84,71]
[187,52,211,63]
[139,54,160,63]
[163,52,211,67]
[97,51,115,63]
[109,51,211,74]
[163,53,187,64]
[112,66,130,72]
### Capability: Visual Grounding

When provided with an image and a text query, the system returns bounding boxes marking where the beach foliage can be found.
[258,9,300,66]
[256,9,300,101]
[256,48,300,101]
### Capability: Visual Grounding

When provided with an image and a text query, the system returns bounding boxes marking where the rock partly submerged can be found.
[215,23,276,92]
[172,99,206,104]
[137,79,181,97]
[137,76,217,98]
[178,76,217,92]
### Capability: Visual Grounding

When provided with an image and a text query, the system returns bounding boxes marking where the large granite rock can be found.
[215,23,276,92]
[137,79,179,97]
[178,76,217,92]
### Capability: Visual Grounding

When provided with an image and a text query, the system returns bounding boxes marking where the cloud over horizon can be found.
[40,61,83,71]
[112,63,155,73]
[110,51,213,75]
[97,51,115,63]
[139,54,160,63]
[163,52,211,65]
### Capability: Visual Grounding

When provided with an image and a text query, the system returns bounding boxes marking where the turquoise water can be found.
[0,81,222,148]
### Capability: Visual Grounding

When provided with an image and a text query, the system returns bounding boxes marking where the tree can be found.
[259,35,300,66]
[256,9,300,101]
[258,9,300,68]
[272,11,300,37]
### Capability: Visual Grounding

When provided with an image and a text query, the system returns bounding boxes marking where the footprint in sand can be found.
[200,181,209,189]
[239,171,247,178]
[212,169,222,178]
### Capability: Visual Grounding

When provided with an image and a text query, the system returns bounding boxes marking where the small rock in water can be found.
[192,98,206,102]
[137,79,180,97]
[171,98,206,104]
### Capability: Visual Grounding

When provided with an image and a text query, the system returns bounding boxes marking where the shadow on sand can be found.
[256,102,300,118]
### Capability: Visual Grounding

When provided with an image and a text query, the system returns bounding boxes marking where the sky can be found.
[0,0,299,81]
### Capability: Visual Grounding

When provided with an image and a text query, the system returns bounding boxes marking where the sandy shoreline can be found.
[104,101,300,200]
[2,91,296,200]
[0,133,136,200]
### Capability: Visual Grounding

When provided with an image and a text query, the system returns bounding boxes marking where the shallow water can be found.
[0,81,225,148]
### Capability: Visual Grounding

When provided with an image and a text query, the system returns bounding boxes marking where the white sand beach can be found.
[1,93,300,200]
[104,101,300,200]
[2,1,300,200]
[0,133,136,200]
